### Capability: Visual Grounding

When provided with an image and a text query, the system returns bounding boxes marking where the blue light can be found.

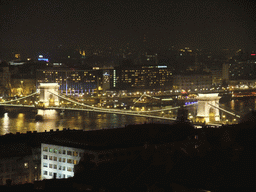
[38,58,49,62]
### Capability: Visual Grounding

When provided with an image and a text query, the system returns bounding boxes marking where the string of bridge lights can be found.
[0,91,240,118]
[0,92,38,104]
[48,91,192,113]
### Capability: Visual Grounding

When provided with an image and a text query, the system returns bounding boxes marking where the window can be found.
[59,149,62,154]
[24,163,28,169]
[59,166,62,170]
[49,164,52,168]
[43,163,47,167]
[73,151,78,156]
[58,174,61,178]
[59,158,62,162]
[43,171,47,175]
[67,159,72,164]
[49,156,53,160]
[54,149,58,153]
[43,147,48,152]
[73,160,78,165]
[54,157,57,161]
[63,158,66,163]
[49,172,52,176]
[62,166,66,171]
[63,174,65,178]
[54,164,57,169]
[67,151,72,156]
[67,167,72,172]
[43,155,48,159]
[63,150,66,154]
[67,175,71,178]
[49,148,53,153]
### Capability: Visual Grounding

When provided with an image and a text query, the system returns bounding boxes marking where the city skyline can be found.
[1,0,256,58]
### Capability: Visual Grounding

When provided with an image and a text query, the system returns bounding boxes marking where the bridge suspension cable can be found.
[0,92,38,104]
[207,103,241,118]
[48,91,190,113]
[217,102,243,117]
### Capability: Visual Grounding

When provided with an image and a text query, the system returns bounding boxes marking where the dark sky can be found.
[1,0,256,57]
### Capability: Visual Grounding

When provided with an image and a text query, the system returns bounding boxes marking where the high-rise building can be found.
[36,68,104,94]
[222,63,229,81]
[172,72,212,91]
[115,65,173,90]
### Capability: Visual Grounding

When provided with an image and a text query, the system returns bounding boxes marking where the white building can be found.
[172,73,212,91]
[41,143,86,180]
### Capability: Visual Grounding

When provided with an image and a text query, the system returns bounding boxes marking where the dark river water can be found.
[0,98,255,135]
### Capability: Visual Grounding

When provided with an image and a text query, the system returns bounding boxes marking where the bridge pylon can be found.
[196,93,220,123]
[39,83,60,107]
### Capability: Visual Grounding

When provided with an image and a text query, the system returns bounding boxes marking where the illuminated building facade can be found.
[0,143,41,185]
[36,68,103,94]
[172,72,212,91]
[228,61,256,81]
[0,62,11,96]
[41,143,85,179]
[116,65,173,90]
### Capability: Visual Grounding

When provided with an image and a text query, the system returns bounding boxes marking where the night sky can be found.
[1,0,256,57]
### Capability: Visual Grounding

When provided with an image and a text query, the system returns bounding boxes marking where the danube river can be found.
[0,97,255,135]
[0,110,171,136]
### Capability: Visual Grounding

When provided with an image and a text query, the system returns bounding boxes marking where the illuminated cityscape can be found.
[0,0,255,191]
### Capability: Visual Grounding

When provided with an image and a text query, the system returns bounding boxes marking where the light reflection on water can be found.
[0,98,254,135]
[0,110,168,135]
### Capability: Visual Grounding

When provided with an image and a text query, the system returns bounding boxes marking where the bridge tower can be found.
[39,83,59,107]
[196,93,220,123]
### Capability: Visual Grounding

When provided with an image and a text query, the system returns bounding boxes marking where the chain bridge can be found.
[0,83,242,126]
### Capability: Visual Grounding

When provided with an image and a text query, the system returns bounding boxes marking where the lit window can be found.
[59,158,62,162]
[24,163,28,169]
[67,159,72,164]
[73,160,78,165]
[54,157,57,161]
[67,151,72,156]
[43,147,48,152]
[67,167,72,172]
[63,158,66,163]
[54,149,58,153]
[49,164,52,168]
[49,148,53,153]
[73,151,78,156]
